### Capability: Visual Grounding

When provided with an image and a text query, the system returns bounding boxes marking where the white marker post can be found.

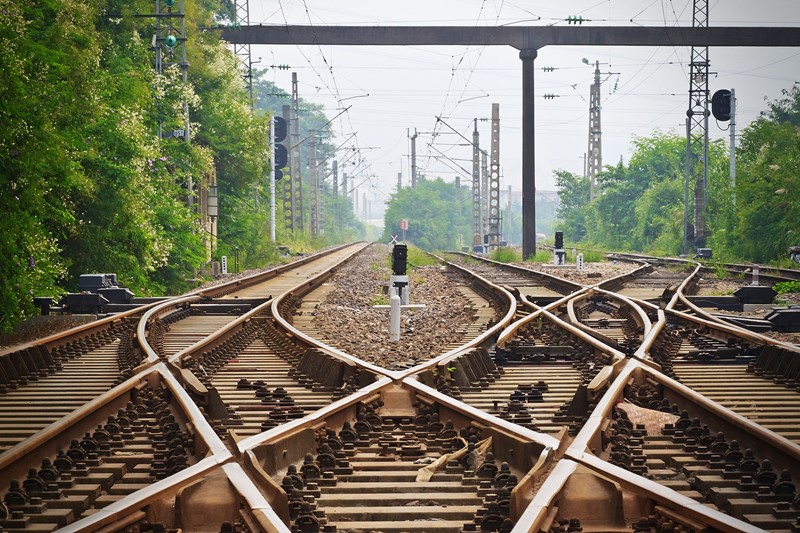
[221,255,228,275]
[577,253,584,273]
[389,293,401,342]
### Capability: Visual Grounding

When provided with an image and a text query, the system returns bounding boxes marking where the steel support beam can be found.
[221,25,800,49]
[220,24,800,255]
[520,49,537,259]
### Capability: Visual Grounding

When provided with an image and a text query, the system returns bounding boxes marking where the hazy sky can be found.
[245,1,800,213]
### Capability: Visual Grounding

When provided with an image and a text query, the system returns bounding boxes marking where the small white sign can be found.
[577,253,584,272]
[221,255,228,275]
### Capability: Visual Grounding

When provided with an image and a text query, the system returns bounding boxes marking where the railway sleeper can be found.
[749,345,800,388]
[0,385,198,532]
[597,381,800,531]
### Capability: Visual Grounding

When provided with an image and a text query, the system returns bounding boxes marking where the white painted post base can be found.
[389,294,401,342]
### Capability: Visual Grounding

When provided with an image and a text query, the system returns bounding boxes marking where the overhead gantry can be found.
[221,24,800,258]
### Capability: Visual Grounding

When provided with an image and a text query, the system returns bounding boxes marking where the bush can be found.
[774,281,800,294]
[490,247,521,263]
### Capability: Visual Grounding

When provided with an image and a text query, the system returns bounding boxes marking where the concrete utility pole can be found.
[472,119,482,249]
[410,130,418,189]
[333,159,339,230]
[282,104,294,231]
[309,130,319,237]
[587,60,602,201]
[730,88,737,206]
[291,72,303,231]
[481,148,489,237]
[487,103,501,246]
[686,0,710,249]
[397,171,402,192]
[222,23,800,259]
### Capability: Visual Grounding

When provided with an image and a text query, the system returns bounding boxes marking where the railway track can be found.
[1,243,799,533]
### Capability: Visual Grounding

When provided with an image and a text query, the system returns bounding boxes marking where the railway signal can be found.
[711,89,732,121]
[273,116,288,181]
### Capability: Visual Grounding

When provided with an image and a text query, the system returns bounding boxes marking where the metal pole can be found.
[683,118,691,255]
[520,49,537,259]
[730,88,736,206]
[410,131,418,189]
[270,116,276,241]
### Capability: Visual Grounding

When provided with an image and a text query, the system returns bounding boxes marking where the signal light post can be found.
[271,115,288,241]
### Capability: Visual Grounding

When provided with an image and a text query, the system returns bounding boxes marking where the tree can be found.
[553,170,589,241]
[727,87,800,262]
[383,178,471,251]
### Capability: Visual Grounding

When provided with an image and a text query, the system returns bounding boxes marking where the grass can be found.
[581,250,605,263]
[774,281,800,294]
[712,263,729,280]
[407,246,440,268]
[370,294,389,306]
[490,247,522,263]
[528,250,553,263]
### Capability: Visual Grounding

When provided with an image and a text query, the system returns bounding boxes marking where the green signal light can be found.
[164,0,176,6]
[164,34,178,48]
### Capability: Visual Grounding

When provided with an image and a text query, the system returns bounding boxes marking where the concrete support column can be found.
[520,49,538,259]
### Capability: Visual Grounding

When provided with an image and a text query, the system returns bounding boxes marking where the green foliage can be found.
[382,177,471,251]
[490,247,521,263]
[774,281,800,294]
[712,263,728,280]
[0,0,307,332]
[553,169,589,241]
[407,246,440,268]
[529,250,553,263]
[724,87,800,262]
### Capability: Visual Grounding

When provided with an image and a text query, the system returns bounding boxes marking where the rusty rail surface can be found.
[2,243,800,533]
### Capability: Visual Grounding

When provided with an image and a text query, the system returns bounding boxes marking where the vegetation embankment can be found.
[0,0,361,333]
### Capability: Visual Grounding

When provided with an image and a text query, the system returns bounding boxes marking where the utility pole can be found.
[472,119,482,250]
[481,148,489,237]
[333,159,339,231]
[281,104,294,231]
[587,60,602,201]
[309,130,319,237]
[150,0,191,204]
[487,103,501,246]
[232,0,253,102]
[291,73,303,231]
[685,0,710,248]
[342,172,348,200]
[397,172,402,192]
[353,187,359,219]
[410,130,418,189]
[729,88,737,206]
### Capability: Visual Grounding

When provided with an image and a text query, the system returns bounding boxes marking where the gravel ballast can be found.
[309,245,480,370]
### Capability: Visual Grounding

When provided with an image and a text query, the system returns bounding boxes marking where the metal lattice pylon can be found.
[685,0,710,249]
[232,0,253,102]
